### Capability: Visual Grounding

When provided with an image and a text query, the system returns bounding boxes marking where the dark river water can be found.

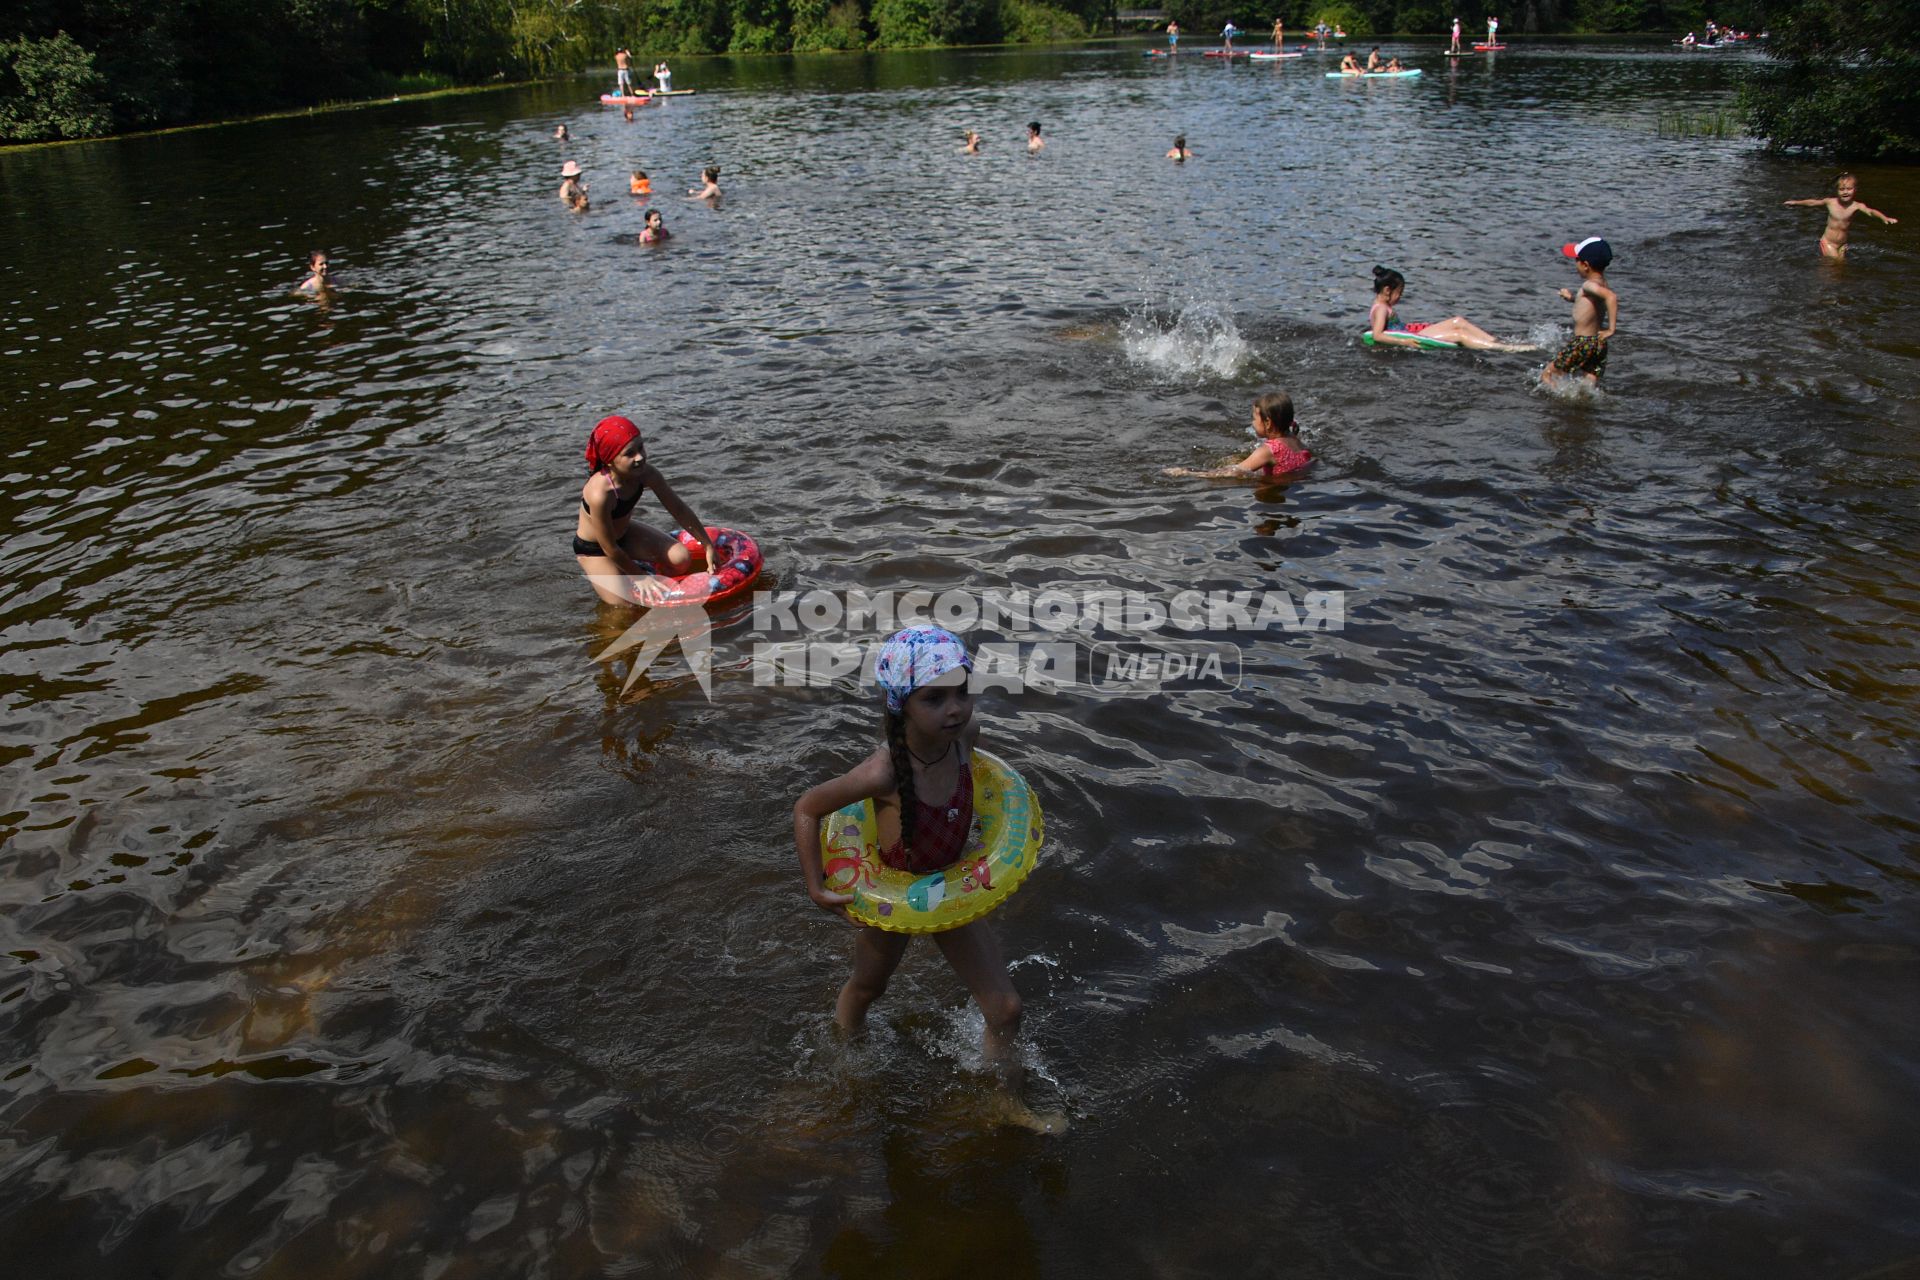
[4,36,1919,1278]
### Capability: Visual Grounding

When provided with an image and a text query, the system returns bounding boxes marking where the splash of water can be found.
[1121,300,1251,379]
[1529,323,1607,401]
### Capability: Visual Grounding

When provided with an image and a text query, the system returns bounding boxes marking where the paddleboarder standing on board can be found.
[1222,20,1239,51]
[1450,17,1462,52]
[1487,14,1499,45]
[654,60,672,92]
[615,48,633,97]
[1166,19,1179,50]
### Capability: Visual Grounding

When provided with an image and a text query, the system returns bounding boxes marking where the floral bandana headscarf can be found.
[874,625,972,713]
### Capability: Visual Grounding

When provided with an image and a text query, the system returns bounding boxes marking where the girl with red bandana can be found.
[573,415,721,607]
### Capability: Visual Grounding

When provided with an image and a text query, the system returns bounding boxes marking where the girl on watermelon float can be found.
[792,626,1026,1072]
[573,414,721,607]
[1367,265,1535,352]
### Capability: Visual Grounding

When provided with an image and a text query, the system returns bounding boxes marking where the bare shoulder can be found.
[796,745,898,820]
[853,744,899,792]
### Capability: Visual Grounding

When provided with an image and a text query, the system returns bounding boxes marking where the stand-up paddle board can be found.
[1326,69,1423,78]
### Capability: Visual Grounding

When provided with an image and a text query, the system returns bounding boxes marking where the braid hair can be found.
[883,707,917,853]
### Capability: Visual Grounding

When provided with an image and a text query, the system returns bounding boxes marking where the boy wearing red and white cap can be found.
[1545,237,1619,388]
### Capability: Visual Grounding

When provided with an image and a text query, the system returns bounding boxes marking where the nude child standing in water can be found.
[1784,174,1899,260]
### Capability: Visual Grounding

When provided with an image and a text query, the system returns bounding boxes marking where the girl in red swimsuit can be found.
[792,626,1025,1073]
[1166,391,1314,481]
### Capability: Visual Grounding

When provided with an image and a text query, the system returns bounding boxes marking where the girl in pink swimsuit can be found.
[1166,391,1314,481]
[791,626,1026,1075]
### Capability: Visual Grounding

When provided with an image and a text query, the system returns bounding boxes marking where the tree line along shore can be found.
[1,0,1910,156]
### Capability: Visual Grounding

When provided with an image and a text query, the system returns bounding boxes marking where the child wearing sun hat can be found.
[559,160,588,212]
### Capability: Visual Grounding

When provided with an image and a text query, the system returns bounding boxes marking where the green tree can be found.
[871,0,940,44]
[999,0,1088,41]
[1392,0,1444,36]
[1739,0,1920,158]
[0,31,111,140]
[792,0,869,49]
[730,0,794,51]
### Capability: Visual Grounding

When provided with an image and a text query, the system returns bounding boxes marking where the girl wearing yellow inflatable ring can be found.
[793,625,1039,1071]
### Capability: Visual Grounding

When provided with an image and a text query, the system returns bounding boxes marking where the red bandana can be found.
[584,415,640,474]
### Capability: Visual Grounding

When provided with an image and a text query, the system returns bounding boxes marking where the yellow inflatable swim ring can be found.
[818,749,1042,934]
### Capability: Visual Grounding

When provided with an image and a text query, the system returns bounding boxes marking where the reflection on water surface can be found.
[2,38,1919,1278]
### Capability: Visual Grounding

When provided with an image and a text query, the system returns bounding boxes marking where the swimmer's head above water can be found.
[1252,391,1296,437]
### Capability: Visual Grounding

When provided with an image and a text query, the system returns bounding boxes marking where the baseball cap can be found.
[1561,237,1613,269]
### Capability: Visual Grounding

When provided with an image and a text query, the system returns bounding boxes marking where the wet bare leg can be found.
[1423,316,1535,352]
[934,921,1023,1072]
[623,520,691,572]
[837,927,910,1033]
[577,521,694,605]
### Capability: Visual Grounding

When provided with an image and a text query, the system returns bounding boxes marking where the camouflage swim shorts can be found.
[1550,334,1608,378]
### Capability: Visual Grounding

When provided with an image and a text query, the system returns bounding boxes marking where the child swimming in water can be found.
[639,209,669,244]
[962,129,980,153]
[1784,174,1898,260]
[573,415,720,607]
[792,626,1026,1074]
[688,167,721,200]
[1165,392,1312,480]
[559,160,589,212]
[1367,265,1534,351]
[1027,121,1044,153]
[630,169,652,195]
[1166,135,1193,161]
[297,249,331,294]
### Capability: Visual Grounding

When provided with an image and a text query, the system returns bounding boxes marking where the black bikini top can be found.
[584,479,645,521]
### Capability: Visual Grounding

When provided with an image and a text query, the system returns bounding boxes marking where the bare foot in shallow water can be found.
[982,1090,1071,1134]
